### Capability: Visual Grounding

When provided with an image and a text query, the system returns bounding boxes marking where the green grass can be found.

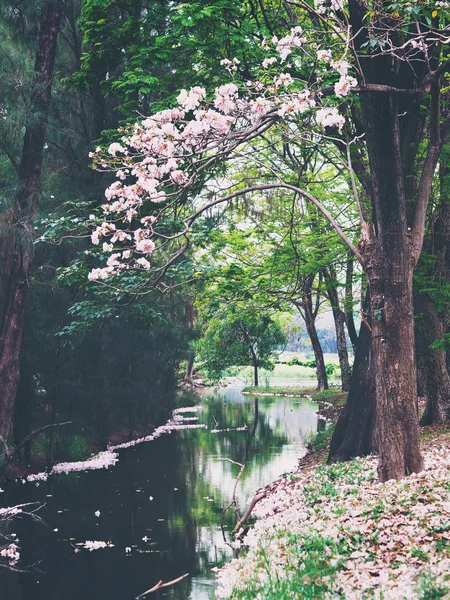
[416,573,449,599]
[242,385,313,396]
[230,534,343,599]
[227,363,341,382]
[313,389,346,402]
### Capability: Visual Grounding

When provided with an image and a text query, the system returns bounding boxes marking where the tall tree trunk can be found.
[328,301,377,463]
[302,303,328,391]
[344,254,358,349]
[348,8,428,478]
[416,150,450,424]
[183,295,197,387]
[416,292,450,425]
[183,353,195,386]
[323,266,351,392]
[367,249,422,480]
[0,0,62,446]
[250,346,259,387]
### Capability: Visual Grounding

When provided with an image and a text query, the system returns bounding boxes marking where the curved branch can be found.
[185,183,365,267]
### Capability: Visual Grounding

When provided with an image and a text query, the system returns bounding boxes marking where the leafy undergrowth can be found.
[304,425,335,452]
[216,437,450,599]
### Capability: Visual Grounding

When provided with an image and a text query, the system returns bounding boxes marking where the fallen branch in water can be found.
[0,422,72,463]
[233,490,267,535]
[135,573,189,598]
[0,421,72,461]
[219,458,246,545]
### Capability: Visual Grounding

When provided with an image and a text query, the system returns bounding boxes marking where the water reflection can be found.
[0,385,318,600]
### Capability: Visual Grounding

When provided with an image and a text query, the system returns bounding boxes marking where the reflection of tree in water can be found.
[0,392,317,600]
[178,396,293,520]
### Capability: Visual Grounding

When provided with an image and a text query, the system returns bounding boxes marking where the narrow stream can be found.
[0,385,319,600]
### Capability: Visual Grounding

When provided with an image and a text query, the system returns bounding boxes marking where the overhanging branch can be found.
[185,183,365,268]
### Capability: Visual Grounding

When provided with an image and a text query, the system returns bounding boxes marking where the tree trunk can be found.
[323,267,351,392]
[0,0,62,446]
[302,303,328,391]
[183,353,195,386]
[416,293,450,425]
[344,254,358,349]
[365,232,423,480]
[183,295,197,387]
[416,151,450,425]
[328,311,376,463]
[250,349,259,387]
[350,22,426,478]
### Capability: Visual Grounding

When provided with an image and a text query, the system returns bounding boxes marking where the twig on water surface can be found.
[232,490,267,535]
[135,573,189,598]
[218,458,268,546]
[219,458,246,545]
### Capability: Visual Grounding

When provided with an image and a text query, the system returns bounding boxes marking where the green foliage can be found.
[71,0,278,119]
[313,389,344,402]
[287,356,337,375]
[197,308,286,384]
[304,425,335,452]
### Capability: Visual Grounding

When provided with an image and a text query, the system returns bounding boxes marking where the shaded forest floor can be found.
[216,399,450,599]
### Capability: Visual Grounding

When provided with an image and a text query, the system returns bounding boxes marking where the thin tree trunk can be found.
[417,151,450,424]
[250,347,259,387]
[0,0,62,446]
[183,295,197,387]
[302,303,328,391]
[183,353,195,386]
[323,267,351,392]
[344,254,358,349]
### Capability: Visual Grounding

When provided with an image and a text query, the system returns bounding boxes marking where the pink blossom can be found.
[135,257,151,269]
[135,239,155,254]
[334,76,357,97]
[316,106,345,129]
[177,87,206,111]
[0,543,20,563]
[108,143,125,156]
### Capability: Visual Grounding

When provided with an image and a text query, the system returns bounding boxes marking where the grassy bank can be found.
[226,361,341,385]
[242,386,345,399]
[242,385,315,397]
[216,427,450,599]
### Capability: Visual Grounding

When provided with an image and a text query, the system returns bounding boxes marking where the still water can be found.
[0,385,318,600]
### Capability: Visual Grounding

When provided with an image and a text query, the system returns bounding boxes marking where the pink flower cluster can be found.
[0,543,20,563]
[23,407,206,483]
[78,540,114,552]
[26,450,119,482]
[87,27,357,280]
[216,445,450,599]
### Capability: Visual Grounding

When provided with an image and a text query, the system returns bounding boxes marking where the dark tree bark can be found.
[250,345,259,387]
[416,293,450,425]
[415,158,450,425]
[355,83,425,480]
[183,354,196,386]
[323,266,351,392]
[344,254,358,349]
[334,1,450,479]
[0,0,63,446]
[328,305,377,462]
